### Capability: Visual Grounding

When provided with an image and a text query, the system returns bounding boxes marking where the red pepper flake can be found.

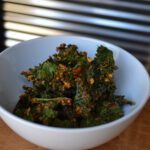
[76,106,82,115]
[72,68,81,77]
[59,64,67,71]
[110,104,117,110]
[104,102,110,107]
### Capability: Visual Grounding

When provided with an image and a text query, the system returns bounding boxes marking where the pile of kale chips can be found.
[14,43,134,128]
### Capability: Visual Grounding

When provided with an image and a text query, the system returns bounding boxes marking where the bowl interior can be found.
[0,36,149,116]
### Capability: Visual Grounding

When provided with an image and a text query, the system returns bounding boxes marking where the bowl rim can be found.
[0,35,150,133]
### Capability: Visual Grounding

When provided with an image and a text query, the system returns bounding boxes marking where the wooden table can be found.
[0,96,150,150]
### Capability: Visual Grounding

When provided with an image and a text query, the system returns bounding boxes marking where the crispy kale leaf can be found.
[14,44,134,128]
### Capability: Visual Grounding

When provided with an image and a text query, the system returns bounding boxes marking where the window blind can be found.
[1,0,150,65]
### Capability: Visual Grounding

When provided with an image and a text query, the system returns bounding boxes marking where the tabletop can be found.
[0,95,150,150]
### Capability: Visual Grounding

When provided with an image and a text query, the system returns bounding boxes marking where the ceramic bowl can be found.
[0,36,149,150]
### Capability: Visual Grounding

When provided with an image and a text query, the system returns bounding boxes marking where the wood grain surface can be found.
[0,96,150,150]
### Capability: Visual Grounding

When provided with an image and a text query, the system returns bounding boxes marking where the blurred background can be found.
[0,0,150,71]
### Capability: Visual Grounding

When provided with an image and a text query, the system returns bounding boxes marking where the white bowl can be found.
[0,36,149,150]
